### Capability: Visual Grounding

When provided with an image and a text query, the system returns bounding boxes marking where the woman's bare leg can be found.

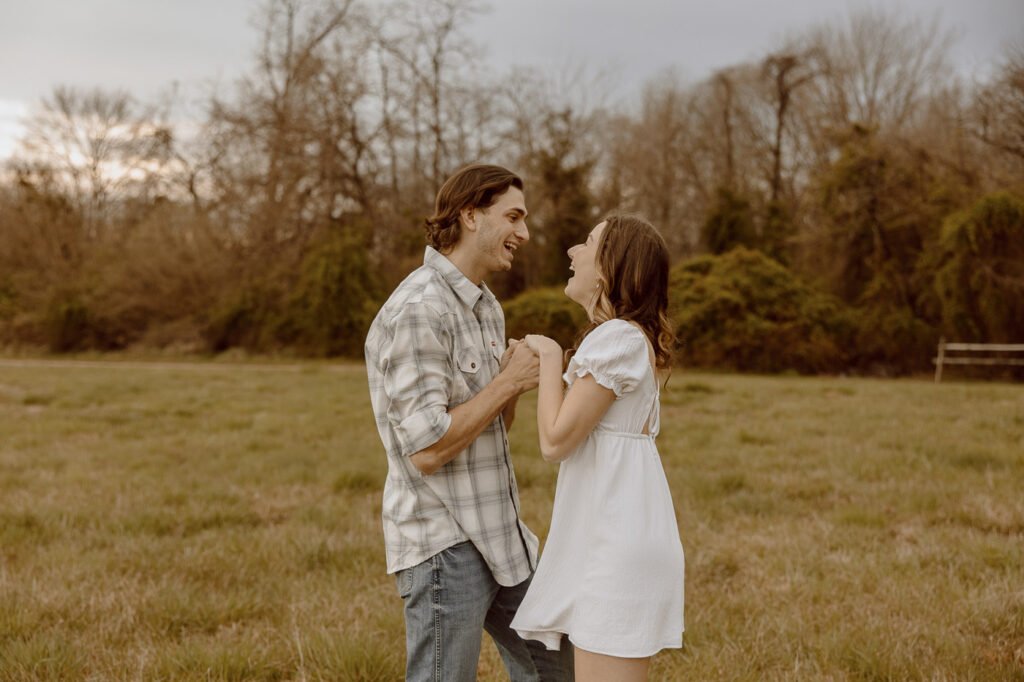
[574,647,650,682]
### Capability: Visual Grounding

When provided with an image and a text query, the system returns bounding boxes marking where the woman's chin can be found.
[564,284,583,307]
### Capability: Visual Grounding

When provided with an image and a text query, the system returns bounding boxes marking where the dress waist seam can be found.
[593,427,655,441]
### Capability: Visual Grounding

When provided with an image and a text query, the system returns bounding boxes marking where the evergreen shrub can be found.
[44,293,93,352]
[275,231,384,357]
[201,282,278,353]
[202,230,385,357]
[931,192,1024,342]
[847,304,935,375]
[668,248,853,373]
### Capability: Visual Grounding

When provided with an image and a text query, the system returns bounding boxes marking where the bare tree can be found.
[800,7,955,134]
[761,51,820,203]
[601,71,710,255]
[973,44,1024,164]
[11,86,174,239]
[201,0,361,256]
[374,0,487,195]
[714,71,737,191]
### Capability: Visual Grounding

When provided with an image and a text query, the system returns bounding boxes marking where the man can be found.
[365,164,574,681]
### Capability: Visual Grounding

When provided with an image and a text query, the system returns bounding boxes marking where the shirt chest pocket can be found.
[458,348,483,374]
[452,347,486,402]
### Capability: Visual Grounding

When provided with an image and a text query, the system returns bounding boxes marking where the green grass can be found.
[0,361,1022,680]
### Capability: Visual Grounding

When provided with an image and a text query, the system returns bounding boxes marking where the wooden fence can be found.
[933,338,1024,382]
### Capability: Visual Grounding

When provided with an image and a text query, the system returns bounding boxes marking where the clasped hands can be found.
[498,335,562,392]
[500,335,562,368]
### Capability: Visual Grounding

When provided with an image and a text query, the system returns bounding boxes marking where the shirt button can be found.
[471,362,476,368]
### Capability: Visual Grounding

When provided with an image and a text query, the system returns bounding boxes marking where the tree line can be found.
[0,0,1021,372]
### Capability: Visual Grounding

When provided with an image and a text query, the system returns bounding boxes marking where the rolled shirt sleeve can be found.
[380,302,454,457]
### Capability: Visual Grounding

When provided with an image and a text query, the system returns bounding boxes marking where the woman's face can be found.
[564,221,606,311]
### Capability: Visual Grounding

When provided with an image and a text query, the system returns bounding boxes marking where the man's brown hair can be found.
[425,164,523,251]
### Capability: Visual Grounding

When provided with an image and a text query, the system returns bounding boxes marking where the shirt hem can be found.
[384,537,464,575]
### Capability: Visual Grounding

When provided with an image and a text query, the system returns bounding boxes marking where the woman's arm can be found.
[525,335,617,462]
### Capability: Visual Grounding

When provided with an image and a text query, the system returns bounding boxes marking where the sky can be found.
[1,0,1022,161]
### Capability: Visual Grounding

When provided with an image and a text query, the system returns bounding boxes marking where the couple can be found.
[365,164,684,681]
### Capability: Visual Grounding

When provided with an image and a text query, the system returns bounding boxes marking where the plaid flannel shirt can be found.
[364,247,539,586]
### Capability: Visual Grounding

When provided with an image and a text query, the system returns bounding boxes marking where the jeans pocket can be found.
[396,567,414,599]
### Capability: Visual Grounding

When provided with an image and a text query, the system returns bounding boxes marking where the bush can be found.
[847,304,936,375]
[201,229,385,357]
[44,292,93,352]
[701,187,757,255]
[930,192,1024,342]
[275,230,384,357]
[503,286,588,348]
[0,279,15,322]
[669,248,853,373]
[201,282,279,353]
[88,207,235,351]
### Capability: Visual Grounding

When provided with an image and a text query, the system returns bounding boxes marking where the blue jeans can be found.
[396,541,574,681]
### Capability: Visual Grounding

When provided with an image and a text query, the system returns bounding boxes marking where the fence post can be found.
[934,337,945,383]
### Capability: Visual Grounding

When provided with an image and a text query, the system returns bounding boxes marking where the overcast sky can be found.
[1,0,1022,160]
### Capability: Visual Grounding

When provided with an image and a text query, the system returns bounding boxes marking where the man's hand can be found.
[499,338,522,372]
[499,338,540,394]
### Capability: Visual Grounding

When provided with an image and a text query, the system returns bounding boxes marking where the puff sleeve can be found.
[563,319,651,397]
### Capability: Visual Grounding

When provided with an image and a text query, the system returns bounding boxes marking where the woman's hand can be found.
[524,334,562,358]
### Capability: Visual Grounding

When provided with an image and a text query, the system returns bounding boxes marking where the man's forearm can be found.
[501,395,518,431]
[410,374,522,475]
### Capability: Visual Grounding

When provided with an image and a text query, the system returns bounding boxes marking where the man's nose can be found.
[516,221,529,242]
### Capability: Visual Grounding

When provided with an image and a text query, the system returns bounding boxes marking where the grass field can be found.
[0,359,1022,681]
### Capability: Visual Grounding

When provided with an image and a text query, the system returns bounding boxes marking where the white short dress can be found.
[511,319,685,658]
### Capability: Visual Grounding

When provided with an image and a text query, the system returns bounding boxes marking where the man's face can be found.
[473,186,529,274]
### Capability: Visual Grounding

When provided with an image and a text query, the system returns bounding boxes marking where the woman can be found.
[510,214,684,681]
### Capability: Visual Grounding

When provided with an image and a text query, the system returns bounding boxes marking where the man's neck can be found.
[441,242,485,286]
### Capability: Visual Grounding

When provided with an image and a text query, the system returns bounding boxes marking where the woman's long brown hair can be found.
[570,213,675,371]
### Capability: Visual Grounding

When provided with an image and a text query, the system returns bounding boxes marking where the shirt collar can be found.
[423,246,496,310]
